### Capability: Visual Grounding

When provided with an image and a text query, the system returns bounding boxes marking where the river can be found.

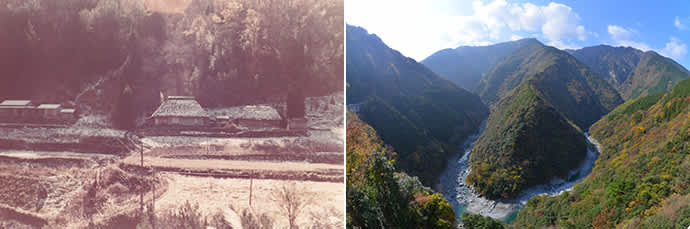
[436,122,602,224]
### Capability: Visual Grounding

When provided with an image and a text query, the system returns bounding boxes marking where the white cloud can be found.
[511,34,524,41]
[608,25,632,40]
[540,3,583,42]
[607,25,652,52]
[515,3,544,31]
[662,37,687,59]
[676,16,688,30]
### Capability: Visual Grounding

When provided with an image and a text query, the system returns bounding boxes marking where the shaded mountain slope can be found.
[421,39,528,90]
[425,39,623,129]
[346,112,455,228]
[474,41,623,130]
[346,25,489,185]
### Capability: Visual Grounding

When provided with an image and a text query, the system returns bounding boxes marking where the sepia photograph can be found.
[0,0,344,228]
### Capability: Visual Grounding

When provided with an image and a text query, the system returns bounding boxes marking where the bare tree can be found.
[272,182,312,229]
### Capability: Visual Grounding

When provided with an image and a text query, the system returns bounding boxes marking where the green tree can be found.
[461,212,503,229]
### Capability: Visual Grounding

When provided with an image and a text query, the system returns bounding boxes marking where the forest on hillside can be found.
[346,112,455,228]
[513,78,690,228]
[0,0,343,128]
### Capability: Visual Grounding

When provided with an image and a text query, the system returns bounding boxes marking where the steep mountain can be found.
[346,25,489,185]
[620,51,690,99]
[423,39,623,129]
[474,41,623,128]
[421,39,527,90]
[463,40,623,199]
[0,0,343,128]
[567,45,643,86]
[467,80,587,199]
[513,78,690,228]
[569,45,690,100]
[346,112,455,228]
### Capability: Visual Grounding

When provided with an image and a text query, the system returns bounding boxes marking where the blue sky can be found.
[346,0,690,69]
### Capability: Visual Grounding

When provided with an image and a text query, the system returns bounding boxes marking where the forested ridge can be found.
[454,39,622,199]
[0,0,343,128]
[467,80,587,199]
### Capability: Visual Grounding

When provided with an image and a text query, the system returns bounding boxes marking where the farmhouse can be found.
[36,104,62,120]
[151,96,208,126]
[223,105,283,129]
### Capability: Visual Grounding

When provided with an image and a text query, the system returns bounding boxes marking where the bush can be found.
[461,212,503,229]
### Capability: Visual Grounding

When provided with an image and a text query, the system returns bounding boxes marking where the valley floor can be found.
[0,94,345,228]
[437,130,602,223]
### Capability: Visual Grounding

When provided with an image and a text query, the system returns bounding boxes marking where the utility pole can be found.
[249,173,253,207]
[140,139,143,167]
[152,167,156,229]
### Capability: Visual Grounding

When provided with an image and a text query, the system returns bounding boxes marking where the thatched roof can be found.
[222,105,282,121]
[151,97,208,118]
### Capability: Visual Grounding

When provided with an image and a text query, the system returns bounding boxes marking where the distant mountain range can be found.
[568,45,690,100]
[421,39,525,91]
[424,41,690,103]
[346,25,488,185]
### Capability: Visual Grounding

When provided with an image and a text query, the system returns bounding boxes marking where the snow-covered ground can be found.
[306,92,343,130]
[0,150,118,159]
[0,114,125,144]
[156,174,344,228]
[437,127,602,222]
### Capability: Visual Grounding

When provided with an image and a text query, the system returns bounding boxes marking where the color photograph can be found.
[346,0,690,228]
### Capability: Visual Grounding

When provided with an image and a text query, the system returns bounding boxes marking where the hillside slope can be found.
[461,40,623,199]
[474,41,623,129]
[346,25,489,185]
[0,0,343,128]
[346,112,454,228]
[513,78,690,228]
[570,45,690,100]
[467,80,587,199]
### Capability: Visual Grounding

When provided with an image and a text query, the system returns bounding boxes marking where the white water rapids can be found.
[436,121,603,223]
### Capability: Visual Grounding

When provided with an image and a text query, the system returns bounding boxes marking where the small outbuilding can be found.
[37,104,62,119]
[151,96,208,126]
[59,109,77,122]
[0,100,34,122]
